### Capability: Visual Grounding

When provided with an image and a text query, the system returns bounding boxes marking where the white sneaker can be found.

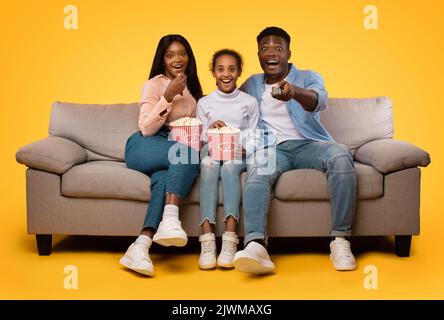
[330,238,357,271]
[233,241,275,275]
[198,233,216,270]
[119,242,154,276]
[153,217,188,247]
[217,232,239,268]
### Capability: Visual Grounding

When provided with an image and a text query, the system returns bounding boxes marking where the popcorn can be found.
[207,125,240,161]
[169,117,202,126]
[207,125,240,134]
[169,117,202,150]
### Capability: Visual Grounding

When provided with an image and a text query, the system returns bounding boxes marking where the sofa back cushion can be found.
[49,101,139,161]
[320,97,393,154]
[49,97,393,160]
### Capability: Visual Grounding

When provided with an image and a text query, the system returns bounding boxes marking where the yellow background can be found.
[1,0,443,299]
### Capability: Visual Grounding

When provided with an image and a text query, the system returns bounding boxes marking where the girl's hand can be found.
[164,73,187,103]
[208,120,227,129]
[234,145,246,159]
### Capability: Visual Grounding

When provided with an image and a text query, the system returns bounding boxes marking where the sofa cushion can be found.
[274,162,383,200]
[321,97,393,155]
[49,101,140,161]
[16,136,87,174]
[62,161,382,203]
[354,139,431,174]
[62,161,151,201]
[61,161,205,204]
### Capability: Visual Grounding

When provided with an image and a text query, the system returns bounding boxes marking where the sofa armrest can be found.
[354,139,431,174]
[16,136,87,174]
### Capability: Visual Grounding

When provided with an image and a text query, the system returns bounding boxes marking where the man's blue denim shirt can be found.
[240,64,334,147]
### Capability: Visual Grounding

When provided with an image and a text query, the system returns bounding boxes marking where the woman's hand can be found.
[163,73,187,103]
[208,120,227,129]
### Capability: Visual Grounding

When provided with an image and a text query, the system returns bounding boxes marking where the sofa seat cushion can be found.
[62,161,382,203]
[62,161,151,201]
[273,162,383,200]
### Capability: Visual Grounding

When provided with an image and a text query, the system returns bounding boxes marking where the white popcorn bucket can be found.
[170,124,202,151]
[207,132,240,161]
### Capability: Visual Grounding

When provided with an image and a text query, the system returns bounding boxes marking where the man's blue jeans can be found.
[125,128,199,230]
[199,156,247,225]
[243,139,357,246]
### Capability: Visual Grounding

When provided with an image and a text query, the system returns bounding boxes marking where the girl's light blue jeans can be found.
[199,156,247,225]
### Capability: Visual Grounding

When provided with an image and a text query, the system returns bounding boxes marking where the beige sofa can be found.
[16,97,431,256]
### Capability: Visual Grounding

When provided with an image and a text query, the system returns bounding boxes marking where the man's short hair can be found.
[257,26,291,46]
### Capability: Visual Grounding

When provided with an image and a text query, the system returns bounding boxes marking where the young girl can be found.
[120,34,203,276]
[196,49,259,269]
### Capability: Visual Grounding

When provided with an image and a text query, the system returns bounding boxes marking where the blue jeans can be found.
[199,156,247,225]
[125,128,200,230]
[243,140,357,246]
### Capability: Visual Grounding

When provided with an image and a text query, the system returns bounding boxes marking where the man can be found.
[234,26,357,274]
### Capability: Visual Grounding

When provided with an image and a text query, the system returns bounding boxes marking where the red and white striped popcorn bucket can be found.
[170,124,203,151]
[207,132,240,161]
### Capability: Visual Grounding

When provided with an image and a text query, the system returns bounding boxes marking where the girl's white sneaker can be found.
[217,232,239,268]
[199,232,216,270]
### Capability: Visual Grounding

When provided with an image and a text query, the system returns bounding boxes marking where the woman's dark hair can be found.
[257,26,291,47]
[210,49,243,74]
[149,34,203,101]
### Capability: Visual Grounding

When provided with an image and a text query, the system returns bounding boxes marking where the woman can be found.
[120,34,203,276]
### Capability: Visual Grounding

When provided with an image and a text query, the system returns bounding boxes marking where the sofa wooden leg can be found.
[36,234,52,256]
[395,235,411,257]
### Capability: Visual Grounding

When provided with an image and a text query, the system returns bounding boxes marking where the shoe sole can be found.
[233,256,275,275]
[329,254,357,271]
[199,263,216,270]
[153,233,188,247]
[217,263,234,269]
[217,260,234,269]
[119,257,154,277]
